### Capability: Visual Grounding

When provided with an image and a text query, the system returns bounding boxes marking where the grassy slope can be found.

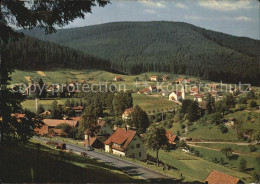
[147,149,251,183]
[195,143,260,156]
[11,69,201,86]
[0,140,137,183]
[191,147,259,182]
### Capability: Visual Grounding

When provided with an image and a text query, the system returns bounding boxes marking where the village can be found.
[8,71,260,183]
[1,1,260,183]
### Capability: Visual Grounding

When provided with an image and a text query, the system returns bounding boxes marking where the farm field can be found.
[147,149,251,183]
[0,140,137,183]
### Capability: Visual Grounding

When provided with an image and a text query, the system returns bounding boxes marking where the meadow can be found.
[147,149,252,183]
[0,140,137,183]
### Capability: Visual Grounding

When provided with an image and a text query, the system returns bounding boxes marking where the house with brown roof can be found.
[137,88,151,95]
[162,76,169,81]
[122,108,134,120]
[185,79,191,84]
[34,119,78,136]
[176,78,184,84]
[149,76,159,82]
[205,170,243,184]
[149,85,157,93]
[194,94,204,102]
[104,128,147,161]
[169,89,185,102]
[166,131,179,149]
[83,136,104,150]
[190,87,199,95]
[114,76,122,82]
[210,83,219,90]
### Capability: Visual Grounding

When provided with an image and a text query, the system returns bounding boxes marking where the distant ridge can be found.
[23,21,260,85]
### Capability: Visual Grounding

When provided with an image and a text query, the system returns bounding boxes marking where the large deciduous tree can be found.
[145,124,169,166]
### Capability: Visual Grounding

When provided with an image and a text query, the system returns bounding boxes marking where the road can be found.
[33,137,175,182]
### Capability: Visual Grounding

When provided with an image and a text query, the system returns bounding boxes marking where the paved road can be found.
[33,137,175,182]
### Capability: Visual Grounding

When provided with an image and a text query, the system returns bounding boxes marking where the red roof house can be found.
[104,128,147,160]
[205,170,242,184]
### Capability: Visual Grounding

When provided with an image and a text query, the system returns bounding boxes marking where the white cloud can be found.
[144,9,156,14]
[183,15,252,22]
[198,0,253,11]
[233,16,251,21]
[175,3,189,10]
[183,15,211,21]
[223,16,252,22]
[141,1,166,8]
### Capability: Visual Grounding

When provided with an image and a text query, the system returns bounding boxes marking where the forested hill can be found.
[5,36,110,71]
[23,21,260,85]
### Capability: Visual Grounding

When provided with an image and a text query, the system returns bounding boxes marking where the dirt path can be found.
[187,143,258,157]
[187,141,256,145]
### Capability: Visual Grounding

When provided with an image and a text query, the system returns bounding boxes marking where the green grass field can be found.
[194,143,260,156]
[132,93,178,113]
[190,146,259,182]
[186,123,239,141]
[21,98,81,112]
[11,69,202,86]
[147,149,251,183]
[21,94,178,113]
[0,140,137,183]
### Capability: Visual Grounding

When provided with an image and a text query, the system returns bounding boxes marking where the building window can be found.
[139,152,141,157]
[136,144,140,148]
[131,145,134,149]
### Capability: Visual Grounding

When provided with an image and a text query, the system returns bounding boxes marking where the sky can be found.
[62,0,260,40]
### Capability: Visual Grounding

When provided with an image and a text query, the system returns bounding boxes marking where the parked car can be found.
[55,143,66,150]
[86,145,94,151]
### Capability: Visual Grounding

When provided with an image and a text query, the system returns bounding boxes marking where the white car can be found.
[182,147,190,153]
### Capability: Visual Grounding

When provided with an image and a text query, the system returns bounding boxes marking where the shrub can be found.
[239,158,247,172]
[194,150,200,157]
[249,145,257,152]
[252,170,260,183]
[178,140,186,147]
[212,157,218,163]
[221,147,233,159]
[219,124,228,133]
[249,100,257,108]
[219,157,225,165]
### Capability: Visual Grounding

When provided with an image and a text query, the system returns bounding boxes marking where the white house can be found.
[194,94,204,102]
[169,88,185,102]
[122,108,134,120]
[149,76,158,82]
[104,128,147,161]
[149,85,157,93]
